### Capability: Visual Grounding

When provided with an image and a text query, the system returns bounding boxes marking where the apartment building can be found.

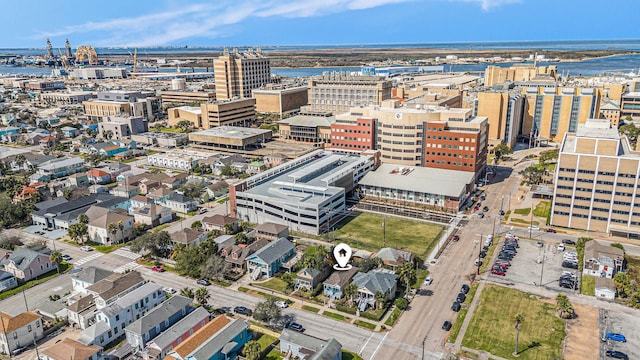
[98,116,148,140]
[39,92,96,105]
[522,86,602,143]
[475,91,525,149]
[200,98,256,128]
[278,113,335,143]
[83,91,161,121]
[620,91,640,121]
[551,118,640,237]
[484,64,558,87]
[304,73,392,114]
[214,47,270,100]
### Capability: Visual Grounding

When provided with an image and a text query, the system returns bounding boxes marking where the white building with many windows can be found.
[0,311,44,355]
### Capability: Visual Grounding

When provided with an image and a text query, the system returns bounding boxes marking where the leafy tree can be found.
[68,222,88,244]
[198,235,219,258]
[194,287,210,306]
[108,223,118,244]
[493,143,512,163]
[86,153,107,167]
[253,297,281,324]
[0,233,21,250]
[242,340,261,360]
[396,262,416,295]
[0,194,30,228]
[394,297,408,311]
[174,245,207,278]
[201,254,228,282]
[619,123,640,148]
[539,149,559,165]
[118,220,125,244]
[611,243,625,251]
[280,272,297,292]
[519,164,545,185]
[358,257,381,272]
[555,294,575,319]
[180,287,194,299]
[78,214,89,225]
[50,251,62,274]
[223,223,235,235]
[613,272,632,298]
[374,291,386,310]
[180,181,205,199]
[220,164,237,177]
[191,220,203,230]
[513,314,524,356]
[300,245,329,271]
[176,120,194,133]
[129,231,172,258]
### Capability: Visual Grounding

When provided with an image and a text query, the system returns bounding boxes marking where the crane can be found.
[58,48,73,80]
[131,48,138,79]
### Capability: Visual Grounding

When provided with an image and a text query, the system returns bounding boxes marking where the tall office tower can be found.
[475,91,525,149]
[214,47,271,100]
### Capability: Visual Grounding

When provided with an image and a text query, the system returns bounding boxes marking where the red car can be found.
[452,235,460,242]
[491,268,506,276]
[493,263,508,269]
[151,266,165,272]
[546,228,557,233]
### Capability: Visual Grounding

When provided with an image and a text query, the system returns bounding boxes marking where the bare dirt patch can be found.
[564,303,599,360]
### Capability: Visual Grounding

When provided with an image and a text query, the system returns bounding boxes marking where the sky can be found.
[2,0,639,48]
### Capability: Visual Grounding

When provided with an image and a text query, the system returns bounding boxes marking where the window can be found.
[116,315,120,321]
[27,325,32,332]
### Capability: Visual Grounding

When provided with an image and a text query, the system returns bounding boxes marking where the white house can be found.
[0,311,44,355]
[88,211,134,245]
[71,267,115,294]
[595,277,617,300]
[582,241,624,279]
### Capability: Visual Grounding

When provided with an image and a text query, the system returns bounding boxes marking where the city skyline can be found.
[2,0,638,48]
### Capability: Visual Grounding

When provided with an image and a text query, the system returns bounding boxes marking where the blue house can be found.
[185,318,250,360]
[0,270,18,293]
[246,237,295,280]
[61,126,78,137]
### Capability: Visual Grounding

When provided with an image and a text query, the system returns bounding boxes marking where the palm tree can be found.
[180,287,194,299]
[374,291,386,310]
[50,251,62,274]
[396,262,416,297]
[117,220,125,244]
[555,294,575,319]
[243,340,261,360]
[107,223,118,244]
[343,283,357,306]
[194,287,210,306]
[513,313,524,356]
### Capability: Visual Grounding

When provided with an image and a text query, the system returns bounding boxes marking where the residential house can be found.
[160,193,197,214]
[86,271,146,309]
[125,295,194,351]
[213,234,236,249]
[0,247,54,282]
[37,156,85,179]
[595,277,617,300]
[0,311,43,355]
[130,195,154,211]
[374,248,413,270]
[352,269,398,311]
[165,317,250,360]
[61,126,79,137]
[41,338,101,360]
[39,135,55,149]
[111,183,140,198]
[81,282,166,347]
[31,194,129,231]
[66,294,98,330]
[142,307,211,360]
[13,185,38,202]
[147,187,173,204]
[254,222,289,242]
[279,329,342,360]
[27,129,50,145]
[7,152,53,172]
[134,204,173,227]
[162,173,189,190]
[201,215,238,233]
[99,145,128,157]
[88,211,134,245]
[164,316,230,360]
[246,161,266,175]
[212,154,246,175]
[582,240,625,279]
[71,266,115,294]
[246,237,295,280]
[170,229,207,247]
[323,267,358,300]
[0,270,18,293]
[69,173,90,187]
[220,238,269,273]
[87,168,112,185]
[296,266,332,291]
[205,180,229,200]
[106,162,131,179]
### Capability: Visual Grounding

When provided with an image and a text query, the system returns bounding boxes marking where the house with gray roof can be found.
[374,247,413,270]
[296,265,332,291]
[279,328,342,360]
[159,193,197,214]
[125,295,194,350]
[352,269,397,311]
[0,270,18,293]
[71,266,115,294]
[255,222,289,241]
[142,307,210,360]
[323,267,358,300]
[583,240,625,279]
[66,294,98,330]
[246,237,295,280]
[220,238,269,273]
[37,156,85,179]
[1,247,54,281]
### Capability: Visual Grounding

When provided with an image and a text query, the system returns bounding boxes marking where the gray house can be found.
[1,247,54,282]
[0,270,18,293]
[125,295,194,350]
[352,269,398,311]
[279,328,342,360]
[142,307,211,360]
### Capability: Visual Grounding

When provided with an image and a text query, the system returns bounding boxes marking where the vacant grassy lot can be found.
[513,208,532,215]
[462,285,565,360]
[580,275,595,296]
[533,201,551,218]
[626,255,640,285]
[255,277,289,294]
[333,212,444,256]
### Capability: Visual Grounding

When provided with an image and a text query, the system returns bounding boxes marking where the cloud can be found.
[32,0,412,47]
[452,0,522,11]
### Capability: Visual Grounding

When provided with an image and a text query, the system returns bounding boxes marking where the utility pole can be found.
[382,215,386,247]
[539,244,545,287]
[477,233,482,275]
[529,203,533,239]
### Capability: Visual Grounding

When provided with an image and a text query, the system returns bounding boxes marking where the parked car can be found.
[275,301,289,309]
[479,251,487,259]
[557,244,565,252]
[197,279,210,286]
[536,241,543,247]
[287,322,304,332]
[442,321,452,331]
[528,225,540,231]
[452,235,460,242]
[562,261,578,269]
[546,228,557,233]
[61,254,72,261]
[151,266,165,272]
[456,293,466,303]
[493,263,509,269]
[473,206,479,212]
[562,239,576,245]
[80,245,93,252]
[606,350,629,359]
[499,210,505,216]
[163,287,177,294]
[604,333,627,343]
[482,206,489,212]
[234,306,253,316]
[198,208,208,214]
[451,301,461,312]
[491,268,506,276]
[461,284,470,294]
[477,213,485,219]
[424,276,433,285]
[474,259,483,266]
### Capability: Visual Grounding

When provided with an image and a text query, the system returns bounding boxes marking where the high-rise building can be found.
[213,48,270,100]
[484,64,558,87]
[551,119,640,238]
[522,86,602,144]
[475,91,525,149]
[304,73,392,114]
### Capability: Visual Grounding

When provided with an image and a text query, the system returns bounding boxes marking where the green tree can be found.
[176,120,194,133]
[78,214,89,225]
[300,245,329,271]
[194,287,210,306]
[513,314,524,356]
[344,283,357,306]
[253,297,281,324]
[396,262,416,296]
[492,143,512,163]
[611,243,625,251]
[359,257,381,272]
[201,254,227,282]
[174,245,207,278]
[223,223,235,235]
[374,291,386,310]
[129,231,172,258]
[555,293,575,319]
[180,181,205,199]
[86,153,107,167]
[220,164,236,177]
[519,164,545,185]
[394,297,408,311]
[539,149,559,165]
[619,123,640,148]
[191,220,203,230]
[242,340,261,360]
[50,251,63,274]
[180,287,194,299]
[613,272,632,298]
[108,223,118,244]
[118,220,125,244]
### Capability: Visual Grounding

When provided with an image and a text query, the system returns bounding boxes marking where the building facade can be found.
[160,91,216,107]
[475,91,525,149]
[214,48,270,100]
[254,85,308,116]
[200,98,256,128]
[83,91,160,121]
[484,64,558,87]
[304,73,392,114]
[98,116,148,140]
[329,116,377,152]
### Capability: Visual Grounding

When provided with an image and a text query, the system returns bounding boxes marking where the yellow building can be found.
[522,86,602,143]
[160,91,216,107]
[304,73,392,114]
[167,106,203,128]
[214,48,270,100]
[253,85,308,116]
[599,98,621,127]
[200,98,256,128]
[551,119,640,237]
[484,64,557,87]
[475,91,525,149]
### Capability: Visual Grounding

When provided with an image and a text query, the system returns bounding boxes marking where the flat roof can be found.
[278,115,336,128]
[174,106,202,115]
[358,163,473,198]
[190,126,271,140]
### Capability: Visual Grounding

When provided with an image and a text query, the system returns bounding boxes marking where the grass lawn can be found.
[384,307,402,327]
[354,320,376,329]
[324,311,347,321]
[93,244,120,253]
[265,349,285,360]
[255,278,290,294]
[333,212,444,256]
[154,224,170,232]
[625,256,640,285]
[413,269,429,289]
[580,275,595,296]
[533,201,552,219]
[462,285,565,360]
[513,208,532,215]
[503,210,511,221]
[302,305,320,313]
[510,218,539,226]
[342,350,363,360]
[253,332,278,354]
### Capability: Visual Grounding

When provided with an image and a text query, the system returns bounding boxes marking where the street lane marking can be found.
[369,332,388,360]
[359,332,375,355]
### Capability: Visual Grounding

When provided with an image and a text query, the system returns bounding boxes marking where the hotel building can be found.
[214,48,271,100]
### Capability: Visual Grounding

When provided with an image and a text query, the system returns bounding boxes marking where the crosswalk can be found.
[113,261,141,274]
[73,253,103,266]
[113,249,142,260]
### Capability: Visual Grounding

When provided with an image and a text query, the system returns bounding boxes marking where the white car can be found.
[163,287,177,294]
[424,276,433,285]
[528,225,540,231]
[80,245,93,252]
[275,301,289,309]
[557,244,565,252]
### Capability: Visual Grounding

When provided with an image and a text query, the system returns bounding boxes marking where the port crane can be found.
[58,48,74,80]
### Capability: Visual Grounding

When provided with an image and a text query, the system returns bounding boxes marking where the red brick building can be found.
[329,117,376,152]
[422,118,488,174]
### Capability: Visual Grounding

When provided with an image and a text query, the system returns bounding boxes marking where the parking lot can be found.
[488,235,579,293]
[23,224,67,240]
[600,309,640,360]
